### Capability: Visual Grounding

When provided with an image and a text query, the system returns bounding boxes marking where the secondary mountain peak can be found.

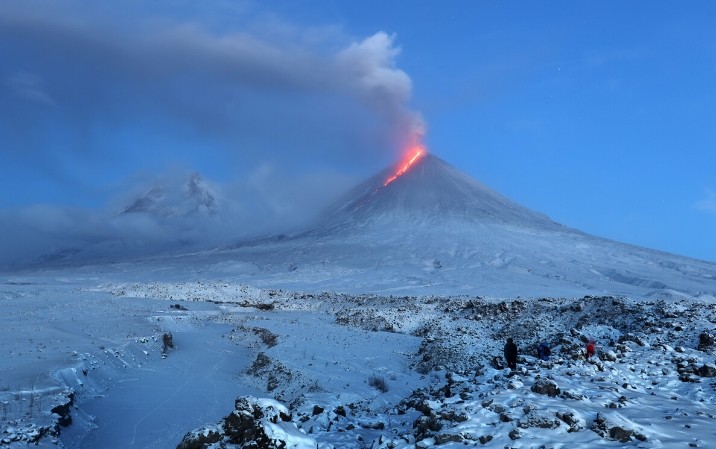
[120,172,218,218]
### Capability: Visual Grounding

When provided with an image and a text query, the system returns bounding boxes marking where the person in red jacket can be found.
[585,339,596,358]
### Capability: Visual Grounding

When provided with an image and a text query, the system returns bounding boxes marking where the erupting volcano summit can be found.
[222,152,716,298]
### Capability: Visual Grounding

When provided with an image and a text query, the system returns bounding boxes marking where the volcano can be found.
[218,153,716,298]
[318,153,561,232]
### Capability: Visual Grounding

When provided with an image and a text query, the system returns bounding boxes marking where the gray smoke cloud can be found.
[0,2,425,267]
[0,4,423,166]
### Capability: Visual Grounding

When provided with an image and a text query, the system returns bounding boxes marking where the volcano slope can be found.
[211,153,716,299]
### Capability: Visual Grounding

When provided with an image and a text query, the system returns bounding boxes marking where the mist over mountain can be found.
[120,172,218,218]
[5,153,716,300]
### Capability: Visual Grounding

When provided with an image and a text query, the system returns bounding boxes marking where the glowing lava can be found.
[383,148,425,186]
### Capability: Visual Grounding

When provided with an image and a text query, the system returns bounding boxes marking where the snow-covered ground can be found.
[2,272,715,448]
[3,156,716,447]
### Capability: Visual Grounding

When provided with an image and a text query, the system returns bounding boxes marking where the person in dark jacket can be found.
[537,341,551,361]
[504,337,518,370]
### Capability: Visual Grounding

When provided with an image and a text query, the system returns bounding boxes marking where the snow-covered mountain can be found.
[317,153,561,231]
[120,172,218,217]
[213,153,716,298]
[13,153,716,298]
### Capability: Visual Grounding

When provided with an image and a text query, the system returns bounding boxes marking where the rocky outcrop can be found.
[591,412,647,443]
[176,396,315,449]
[531,378,561,397]
[698,332,715,353]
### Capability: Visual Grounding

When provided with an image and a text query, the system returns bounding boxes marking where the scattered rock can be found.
[435,433,463,444]
[698,332,715,352]
[556,410,585,432]
[600,350,617,362]
[162,332,174,354]
[50,392,75,427]
[697,364,716,378]
[560,389,587,401]
[176,397,312,449]
[531,378,561,397]
[508,428,523,440]
[592,412,643,443]
[518,410,559,429]
[176,426,223,449]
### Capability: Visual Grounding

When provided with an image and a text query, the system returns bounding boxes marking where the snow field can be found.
[2,274,716,448]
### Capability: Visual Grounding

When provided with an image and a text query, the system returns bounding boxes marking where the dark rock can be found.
[478,434,493,444]
[312,405,324,415]
[698,332,715,352]
[162,332,174,353]
[491,356,505,370]
[51,392,75,427]
[176,427,223,449]
[518,410,559,429]
[560,389,587,401]
[609,426,634,443]
[508,428,523,440]
[413,415,442,440]
[531,379,561,397]
[556,410,584,432]
[697,364,716,378]
[176,396,304,449]
[248,352,272,374]
[592,412,638,443]
[619,333,646,347]
[435,433,463,444]
[441,411,468,423]
[600,350,617,362]
[414,400,433,416]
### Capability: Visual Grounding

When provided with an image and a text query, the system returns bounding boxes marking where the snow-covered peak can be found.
[318,153,561,232]
[120,172,218,218]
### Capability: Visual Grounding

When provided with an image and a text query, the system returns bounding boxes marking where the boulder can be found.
[556,410,585,432]
[531,379,561,397]
[176,397,315,449]
[697,364,716,378]
[698,332,715,352]
[518,410,560,429]
[176,426,222,449]
[591,412,646,443]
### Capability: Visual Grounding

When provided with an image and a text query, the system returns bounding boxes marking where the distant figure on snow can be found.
[504,337,518,371]
[537,342,551,361]
[585,339,596,359]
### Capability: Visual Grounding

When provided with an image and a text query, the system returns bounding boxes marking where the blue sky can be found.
[2,1,716,263]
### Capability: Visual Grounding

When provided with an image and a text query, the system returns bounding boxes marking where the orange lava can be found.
[384,147,425,186]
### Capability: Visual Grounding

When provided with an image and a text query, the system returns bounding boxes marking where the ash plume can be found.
[0,1,427,266]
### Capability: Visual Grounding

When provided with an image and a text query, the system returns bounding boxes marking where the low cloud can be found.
[0,168,357,268]
[695,188,716,214]
[0,2,423,266]
[5,71,56,105]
